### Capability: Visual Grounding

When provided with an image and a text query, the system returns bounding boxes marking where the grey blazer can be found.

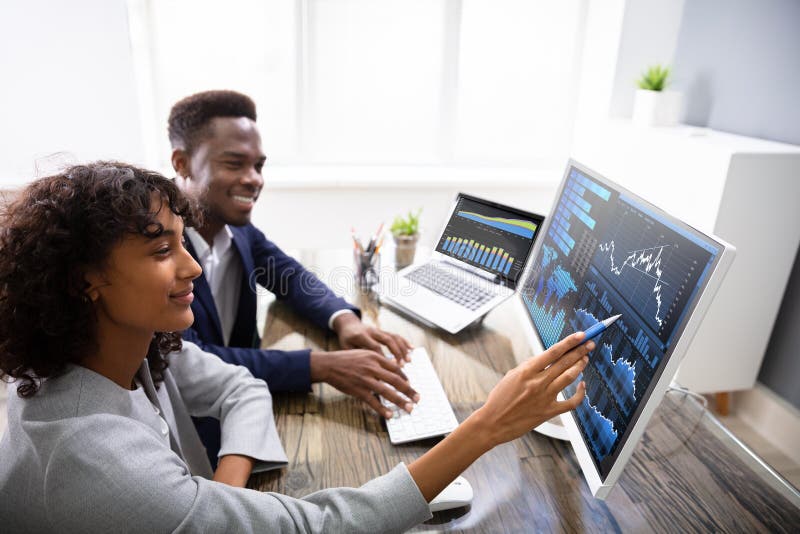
[0,341,431,533]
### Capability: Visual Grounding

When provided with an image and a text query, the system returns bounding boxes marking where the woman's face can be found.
[87,200,202,335]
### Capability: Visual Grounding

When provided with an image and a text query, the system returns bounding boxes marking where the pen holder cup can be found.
[354,249,381,290]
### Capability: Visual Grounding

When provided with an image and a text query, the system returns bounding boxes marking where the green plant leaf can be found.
[636,64,671,91]
[391,208,422,236]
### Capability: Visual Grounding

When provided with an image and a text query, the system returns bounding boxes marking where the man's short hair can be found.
[167,90,257,152]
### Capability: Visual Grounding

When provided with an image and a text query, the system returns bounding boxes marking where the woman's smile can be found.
[170,284,195,305]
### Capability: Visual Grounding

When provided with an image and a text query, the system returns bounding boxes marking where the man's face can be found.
[185,116,266,227]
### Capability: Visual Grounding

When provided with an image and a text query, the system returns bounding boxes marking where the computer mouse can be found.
[429,475,474,512]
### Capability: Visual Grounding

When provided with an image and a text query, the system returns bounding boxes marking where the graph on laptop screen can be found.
[436,196,540,283]
[520,165,722,478]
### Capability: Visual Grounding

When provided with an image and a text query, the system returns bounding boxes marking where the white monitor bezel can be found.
[515,159,736,499]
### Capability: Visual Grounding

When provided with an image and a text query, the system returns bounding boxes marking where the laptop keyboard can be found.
[404,263,495,311]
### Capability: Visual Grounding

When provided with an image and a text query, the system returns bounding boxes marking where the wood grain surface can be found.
[249,251,800,533]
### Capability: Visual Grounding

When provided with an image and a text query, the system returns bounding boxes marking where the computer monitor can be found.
[515,160,735,499]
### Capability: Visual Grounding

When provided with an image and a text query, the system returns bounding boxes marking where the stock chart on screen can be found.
[520,166,720,477]
[436,196,540,283]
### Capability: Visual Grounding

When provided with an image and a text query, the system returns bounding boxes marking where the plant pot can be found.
[632,89,683,127]
[393,233,419,269]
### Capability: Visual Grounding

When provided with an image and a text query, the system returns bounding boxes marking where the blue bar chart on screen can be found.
[520,167,720,477]
[435,196,539,282]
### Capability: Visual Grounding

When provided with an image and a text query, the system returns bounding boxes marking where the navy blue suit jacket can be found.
[182,224,359,465]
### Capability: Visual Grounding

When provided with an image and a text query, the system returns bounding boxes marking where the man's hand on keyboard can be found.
[332,312,414,364]
[309,349,421,418]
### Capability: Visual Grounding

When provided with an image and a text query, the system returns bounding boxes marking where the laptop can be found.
[379,193,544,334]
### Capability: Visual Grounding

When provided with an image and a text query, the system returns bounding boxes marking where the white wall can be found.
[253,179,559,252]
[0,0,145,187]
[670,0,800,410]
[608,0,686,118]
[0,0,562,249]
[0,0,688,246]
[573,0,686,124]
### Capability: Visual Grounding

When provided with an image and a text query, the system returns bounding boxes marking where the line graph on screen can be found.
[591,201,700,344]
[597,241,671,329]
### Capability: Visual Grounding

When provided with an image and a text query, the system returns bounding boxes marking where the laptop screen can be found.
[435,194,544,284]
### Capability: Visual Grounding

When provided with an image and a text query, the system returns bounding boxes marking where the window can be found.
[129,0,586,179]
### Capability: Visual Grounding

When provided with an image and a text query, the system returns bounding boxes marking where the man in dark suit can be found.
[168,90,419,465]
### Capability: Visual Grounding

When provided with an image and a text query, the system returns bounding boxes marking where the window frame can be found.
[127,0,590,185]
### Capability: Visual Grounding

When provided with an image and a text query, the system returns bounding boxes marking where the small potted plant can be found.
[391,209,421,269]
[632,64,682,127]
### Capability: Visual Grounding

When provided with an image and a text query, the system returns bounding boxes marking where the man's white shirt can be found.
[186,226,354,345]
[186,226,242,346]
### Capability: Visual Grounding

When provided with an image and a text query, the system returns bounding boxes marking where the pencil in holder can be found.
[354,249,381,290]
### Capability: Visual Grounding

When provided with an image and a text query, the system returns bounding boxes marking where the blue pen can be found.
[582,314,621,341]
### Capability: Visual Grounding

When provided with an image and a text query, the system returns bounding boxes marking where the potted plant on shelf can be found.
[632,64,682,127]
[391,209,421,269]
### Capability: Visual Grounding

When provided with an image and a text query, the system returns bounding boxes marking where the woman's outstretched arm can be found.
[409,332,592,501]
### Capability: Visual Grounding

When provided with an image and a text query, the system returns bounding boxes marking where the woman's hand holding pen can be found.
[471,331,592,447]
[408,332,592,502]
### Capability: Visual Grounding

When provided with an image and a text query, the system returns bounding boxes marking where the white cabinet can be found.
[572,120,800,393]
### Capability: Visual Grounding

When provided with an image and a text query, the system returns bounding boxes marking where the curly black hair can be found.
[0,162,198,398]
[168,90,257,153]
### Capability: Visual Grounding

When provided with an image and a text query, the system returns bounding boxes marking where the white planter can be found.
[632,89,683,127]
[393,233,419,269]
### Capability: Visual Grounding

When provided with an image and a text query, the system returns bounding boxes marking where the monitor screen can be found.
[435,194,543,284]
[520,165,723,479]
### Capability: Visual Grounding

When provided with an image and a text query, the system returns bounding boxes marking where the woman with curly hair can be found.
[0,161,590,532]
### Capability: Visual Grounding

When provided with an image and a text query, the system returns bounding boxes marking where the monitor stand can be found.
[534,418,569,441]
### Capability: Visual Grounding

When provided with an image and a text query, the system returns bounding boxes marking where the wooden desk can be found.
[249,249,800,532]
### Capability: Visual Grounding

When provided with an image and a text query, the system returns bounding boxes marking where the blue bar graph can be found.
[568,189,592,213]
[599,291,613,314]
[498,256,507,272]
[566,197,596,230]
[634,330,651,365]
[554,223,576,249]
[550,230,572,256]
[556,213,570,233]
[491,252,502,270]
[573,170,611,201]
[440,237,523,276]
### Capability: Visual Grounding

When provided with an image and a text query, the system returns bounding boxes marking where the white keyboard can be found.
[382,347,459,444]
